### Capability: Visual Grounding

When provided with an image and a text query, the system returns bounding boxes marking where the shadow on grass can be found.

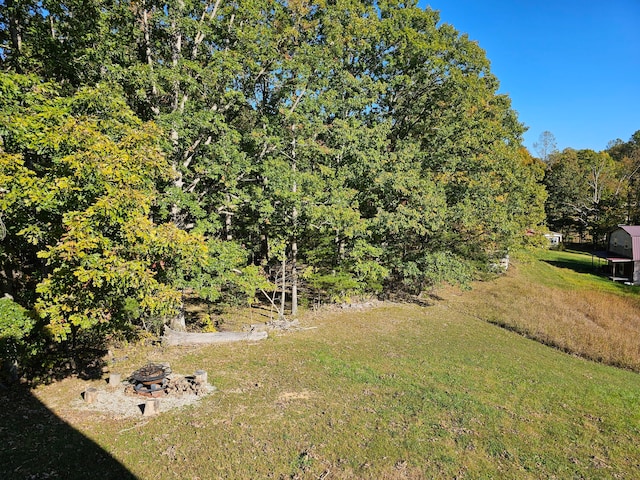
[0,385,137,480]
[540,248,607,275]
[541,255,640,296]
[542,259,601,275]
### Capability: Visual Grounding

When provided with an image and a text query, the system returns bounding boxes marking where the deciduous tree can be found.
[0,73,264,342]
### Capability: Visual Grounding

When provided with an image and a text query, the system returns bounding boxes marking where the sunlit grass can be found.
[516,249,640,296]
[11,249,640,479]
[463,249,640,371]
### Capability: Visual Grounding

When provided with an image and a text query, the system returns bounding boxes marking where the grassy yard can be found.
[2,250,640,479]
[464,249,640,372]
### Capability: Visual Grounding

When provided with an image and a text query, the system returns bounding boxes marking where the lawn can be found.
[465,249,640,371]
[2,250,640,479]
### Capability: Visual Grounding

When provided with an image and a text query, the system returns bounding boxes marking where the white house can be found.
[544,232,563,247]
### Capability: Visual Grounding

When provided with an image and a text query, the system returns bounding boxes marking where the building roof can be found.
[618,225,640,237]
[593,251,634,262]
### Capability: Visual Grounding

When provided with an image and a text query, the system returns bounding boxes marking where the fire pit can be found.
[129,363,171,397]
[124,363,209,399]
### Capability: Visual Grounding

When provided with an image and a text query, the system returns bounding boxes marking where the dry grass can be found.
[446,252,640,371]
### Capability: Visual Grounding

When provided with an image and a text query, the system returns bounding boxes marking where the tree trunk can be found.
[143,399,161,416]
[169,297,187,331]
[170,1,183,112]
[163,326,267,346]
[336,228,345,261]
[108,373,122,388]
[169,0,186,228]
[290,136,298,316]
[260,232,269,264]
[291,237,298,316]
[225,193,233,240]
[7,0,23,73]
[280,255,286,320]
[140,6,159,109]
[84,388,98,404]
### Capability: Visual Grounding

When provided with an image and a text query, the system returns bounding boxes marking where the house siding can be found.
[634,238,640,261]
[607,227,640,285]
[609,229,633,258]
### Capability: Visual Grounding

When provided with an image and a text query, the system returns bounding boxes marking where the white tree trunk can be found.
[291,136,298,316]
[280,256,286,320]
[291,237,298,316]
[169,301,187,331]
[225,193,233,240]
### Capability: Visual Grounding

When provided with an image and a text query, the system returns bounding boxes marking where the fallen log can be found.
[162,326,268,346]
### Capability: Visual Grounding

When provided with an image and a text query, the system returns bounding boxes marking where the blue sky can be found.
[420,0,640,154]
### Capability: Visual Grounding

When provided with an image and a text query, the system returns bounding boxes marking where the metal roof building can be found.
[605,226,640,284]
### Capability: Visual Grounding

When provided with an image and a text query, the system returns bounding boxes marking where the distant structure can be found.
[598,226,640,285]
[544,232,563,248]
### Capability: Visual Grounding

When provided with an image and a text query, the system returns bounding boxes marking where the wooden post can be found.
[84,387,98,404]
[194,370,207,385]
[143,399,161,416]
[108,373,121,388]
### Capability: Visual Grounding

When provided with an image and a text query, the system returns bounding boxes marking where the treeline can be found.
[542,130,640,244]
[0,0,547,372]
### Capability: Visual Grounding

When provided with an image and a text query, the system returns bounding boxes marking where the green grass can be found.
[4,251,640,479]
[468,249,640,371]
[518,248,640,296]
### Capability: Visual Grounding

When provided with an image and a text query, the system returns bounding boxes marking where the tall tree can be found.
[0,73,263,342]
[544,148,618,242]
[533,130,558,162]
[607,130,640,223]
[1,0,548,310]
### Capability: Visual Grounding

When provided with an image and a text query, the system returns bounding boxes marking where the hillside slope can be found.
[3,253,640,479]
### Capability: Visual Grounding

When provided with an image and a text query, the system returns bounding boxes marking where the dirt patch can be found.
[277,390,313,402]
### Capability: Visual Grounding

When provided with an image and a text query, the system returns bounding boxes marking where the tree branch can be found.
[191,0,222,59]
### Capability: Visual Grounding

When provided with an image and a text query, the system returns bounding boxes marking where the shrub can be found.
[0,298,38,380]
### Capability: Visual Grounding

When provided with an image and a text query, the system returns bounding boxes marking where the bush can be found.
[397,251,475,294]
[305,271,364,303]
[0,297,37,381]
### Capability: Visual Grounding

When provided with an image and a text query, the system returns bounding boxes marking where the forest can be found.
[0,0,637,379]
[541,130,640,242]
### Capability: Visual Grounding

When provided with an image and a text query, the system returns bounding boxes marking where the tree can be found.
[544,148,618,242]
[533,130,558,162]
[0,73,264,342]
[607,130,640,223]
[362,3,541,290]
[1,0,548,316]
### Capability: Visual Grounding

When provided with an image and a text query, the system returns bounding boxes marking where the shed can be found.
[604,226,640,284]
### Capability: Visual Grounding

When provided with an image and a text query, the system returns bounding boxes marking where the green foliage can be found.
[0,72,268,344]
[0,297,36,362]
[544,148,619,240]
[397,251,475,294]
[199,313,218,333]
[606,129,640,225]
[1,0,552,349]
[305,270,362,303]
